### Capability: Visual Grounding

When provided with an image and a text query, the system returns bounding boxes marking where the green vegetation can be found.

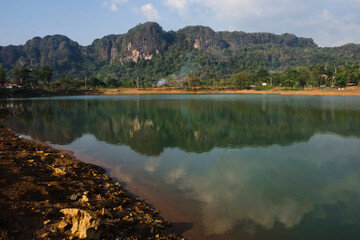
[1,63,359,91]
[0,66,5,87]
[1,22,360,91]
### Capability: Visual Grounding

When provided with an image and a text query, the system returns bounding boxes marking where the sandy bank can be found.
[2,87,360,99]
[99,86,360,97]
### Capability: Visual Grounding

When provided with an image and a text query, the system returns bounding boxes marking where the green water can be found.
[4,94,360,240]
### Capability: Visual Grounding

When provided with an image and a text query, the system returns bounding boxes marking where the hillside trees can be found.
[0,66,5,87]
[39,65,53,85]
[335,67,350,87]
[232,72,251,89]
[87,77,105,88]
[13,64,31,86]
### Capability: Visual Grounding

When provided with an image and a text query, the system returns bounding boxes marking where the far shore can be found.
[98,86,360,97]
[1,86,360,99]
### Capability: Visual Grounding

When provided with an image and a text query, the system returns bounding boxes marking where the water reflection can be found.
[149,135,360,237]
[5,95,360,155]
[3,95,360,239]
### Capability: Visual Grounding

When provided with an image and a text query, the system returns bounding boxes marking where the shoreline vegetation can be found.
[1,86,360,98]
[0,107,183,240]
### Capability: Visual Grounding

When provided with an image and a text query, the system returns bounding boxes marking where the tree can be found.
[335,67,350,87]
[186,74,201,88]
[351,68,360,85]
[256,68,269,83]
[284,69,298,87]
[297,67,310,89]
[13,64,31,86]
[40,65,53,85]
[106,78,120,88]
[271,73,283,86]
[310,65,326,87]
[87,77,105,88]
[232,72,250,89]
[0,66,6,87]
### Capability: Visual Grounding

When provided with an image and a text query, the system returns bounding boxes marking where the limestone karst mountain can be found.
[1,22,359,83]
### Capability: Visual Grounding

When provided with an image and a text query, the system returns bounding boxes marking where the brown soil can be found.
[0,88,103,99]
[0,107,182,240]
[99,86,360,96]
[2,86,360,99]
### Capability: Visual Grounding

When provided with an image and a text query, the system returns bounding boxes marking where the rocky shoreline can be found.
[0,107,182,240]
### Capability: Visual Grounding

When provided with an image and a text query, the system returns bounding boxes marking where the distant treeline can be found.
[0,63,359,90]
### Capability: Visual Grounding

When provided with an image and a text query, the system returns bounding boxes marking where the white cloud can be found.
[164,0,188,15]
[343,0,360,8]
[103,0,127,12]
[134,3,161,21]
[303,9,360,46]
[165,0,296,19]
[161,0,360,46]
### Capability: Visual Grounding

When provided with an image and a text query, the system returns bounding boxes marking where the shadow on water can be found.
[172,222,194,235]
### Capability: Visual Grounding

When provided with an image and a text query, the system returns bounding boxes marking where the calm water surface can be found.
[3,94,360,240]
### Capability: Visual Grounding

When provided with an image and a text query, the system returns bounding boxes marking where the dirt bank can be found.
[100,86,360,96]
[0,88,102,99]
[0,107,182,240]
[2,87,360,99]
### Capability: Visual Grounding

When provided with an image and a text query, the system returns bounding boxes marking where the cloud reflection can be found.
[148,135,360,235]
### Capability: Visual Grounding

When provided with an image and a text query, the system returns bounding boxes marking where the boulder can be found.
[60,208,102,239]
[53,167,67,176]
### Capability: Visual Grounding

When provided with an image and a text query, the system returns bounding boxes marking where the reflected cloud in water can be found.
[4,95,360,239]
[140,135,360,236]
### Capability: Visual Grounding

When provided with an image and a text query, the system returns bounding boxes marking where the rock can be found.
[79,195,89,203]
[40,233,48,238]
[69,194,78,201]
[60,208,102,239]
[43,220,51,225]
[101,208,113,219]
[53,167,67,176]
[58,220,69,230]
[157,224,166,229]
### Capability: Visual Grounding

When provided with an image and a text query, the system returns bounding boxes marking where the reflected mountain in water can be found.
[4,95,360,240]
[6,95,360,156]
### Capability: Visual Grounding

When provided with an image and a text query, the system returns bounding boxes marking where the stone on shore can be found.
[60,208,102,239]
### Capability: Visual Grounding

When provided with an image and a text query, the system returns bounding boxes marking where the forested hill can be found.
[1,22,360,85]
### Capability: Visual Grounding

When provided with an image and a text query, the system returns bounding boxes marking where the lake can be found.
[3,94,360,240]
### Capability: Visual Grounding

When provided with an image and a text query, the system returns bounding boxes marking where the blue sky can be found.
[1,0,360,47]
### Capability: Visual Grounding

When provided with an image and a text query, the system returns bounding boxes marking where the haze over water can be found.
[4,94,360,240]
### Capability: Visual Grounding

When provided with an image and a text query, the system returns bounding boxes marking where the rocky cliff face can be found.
[0,22,331,77]
[175,26,229,50]
[0,35,83,75]
[219,32,316,48]
[119,22,173,63]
